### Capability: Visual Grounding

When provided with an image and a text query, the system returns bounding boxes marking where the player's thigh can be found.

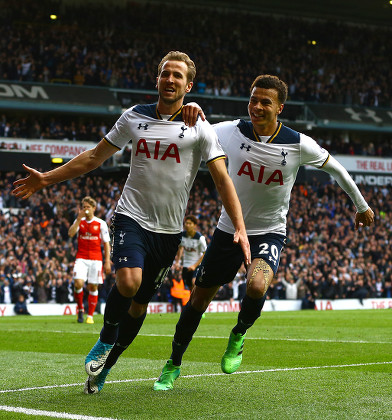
[190,284,220,312]
[73,259,88,282]
[249,233,286,273]
[134,232,181,305]
[195,228,243,288]
[182,268,194,289]
[86,260,104,285]
[247,233,286,295]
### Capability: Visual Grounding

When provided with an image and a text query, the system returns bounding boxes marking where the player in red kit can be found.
[68,196,111,324]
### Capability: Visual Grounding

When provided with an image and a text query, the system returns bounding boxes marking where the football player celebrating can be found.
[153,74,374,390]
[12,51,250,394]
[68,196,111,324]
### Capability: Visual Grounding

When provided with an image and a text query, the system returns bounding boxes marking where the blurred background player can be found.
[174,215,207,290]
[68,196,111,324]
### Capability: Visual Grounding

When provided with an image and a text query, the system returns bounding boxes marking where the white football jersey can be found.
[180,231,207,267]
[215,120,330,236]
[105,104,225,234]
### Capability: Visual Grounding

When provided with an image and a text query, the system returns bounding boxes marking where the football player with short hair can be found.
[12,51,250,394]
[174,215,207,290]
[68,196,111,324]
[153,74,374,390]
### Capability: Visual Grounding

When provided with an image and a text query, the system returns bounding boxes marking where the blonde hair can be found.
[157,51,196,83]
[82,196,96,208]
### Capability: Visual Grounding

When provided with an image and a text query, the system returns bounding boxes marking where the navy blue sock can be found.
[105,311,146,369]
[232,294,266,335]
[100,284,133,345]
[170,302,204,366]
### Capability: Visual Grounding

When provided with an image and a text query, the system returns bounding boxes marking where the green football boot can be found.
[221,331,246,374]
[153,360,181,391]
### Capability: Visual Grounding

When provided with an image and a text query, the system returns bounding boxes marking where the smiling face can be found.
[156,60,193,113]
[248,87,284,136]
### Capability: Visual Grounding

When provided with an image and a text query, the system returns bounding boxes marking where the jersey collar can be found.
[238,120,283,143]
[156,104,184,121]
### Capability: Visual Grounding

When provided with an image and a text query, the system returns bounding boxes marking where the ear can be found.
[185,81,193,93]
[277,103,285,115]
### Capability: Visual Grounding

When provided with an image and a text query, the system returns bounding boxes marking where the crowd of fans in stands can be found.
[1,171,391,308]
[1,1,392,107]
[1,1,392,309]
[1,112,392,159]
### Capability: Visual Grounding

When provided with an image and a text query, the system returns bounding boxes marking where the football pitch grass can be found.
[0,309,391,420]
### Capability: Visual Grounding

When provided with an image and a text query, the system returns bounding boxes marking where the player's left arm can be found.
[321,155,374,230]
[207,158,250,265]
[103,241,112,275]
[100,221,112,274]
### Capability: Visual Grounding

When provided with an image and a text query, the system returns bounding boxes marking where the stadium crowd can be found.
[1,0,392,107]
[1,171,391,308]
[1,112,392,159]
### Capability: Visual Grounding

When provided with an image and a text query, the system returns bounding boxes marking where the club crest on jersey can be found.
[281,149,288,166]
[179,126,187,138]
[138,123,149,130]
[119,231,126,245]
[240,143,251,152]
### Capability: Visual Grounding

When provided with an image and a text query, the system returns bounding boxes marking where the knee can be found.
[74,279,84,290]
[246,283,265,299]
[116,268,142,298]
[189,287,216,312]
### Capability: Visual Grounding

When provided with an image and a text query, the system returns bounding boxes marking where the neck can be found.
[253,121,279,137]
[157,98,183,116]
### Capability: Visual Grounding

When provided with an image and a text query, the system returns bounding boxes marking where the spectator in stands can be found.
[14,293,31,315]
[0,277,12,304]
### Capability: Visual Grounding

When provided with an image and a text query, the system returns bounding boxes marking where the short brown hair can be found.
[82,196,96,208]
[185,215,198,225]
[157,51,196,83]
[250,75,288,104]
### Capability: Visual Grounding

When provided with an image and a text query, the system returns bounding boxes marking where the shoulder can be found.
[271,123,300,144]
[93,217,108,227]
[131,103,158,119]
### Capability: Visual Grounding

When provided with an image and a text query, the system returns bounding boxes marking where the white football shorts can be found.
[73,258,103,284]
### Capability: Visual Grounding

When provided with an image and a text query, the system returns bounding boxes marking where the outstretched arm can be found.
[207,158,250,265]
[322,155,374,230]
[12,139,118,199]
